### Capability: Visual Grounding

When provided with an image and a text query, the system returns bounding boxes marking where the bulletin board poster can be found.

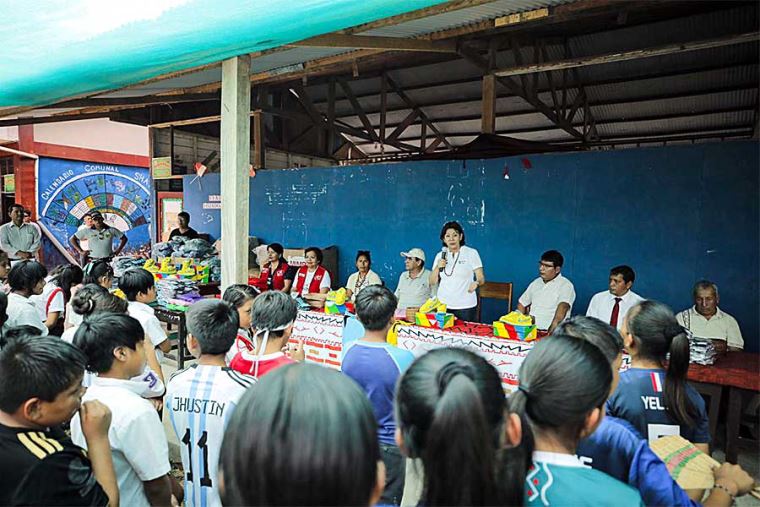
[36,157,153,257]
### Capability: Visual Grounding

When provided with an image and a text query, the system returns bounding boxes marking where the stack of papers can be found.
[689,337,717,365]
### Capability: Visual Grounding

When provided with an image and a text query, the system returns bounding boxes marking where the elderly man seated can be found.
[676,280,744,353]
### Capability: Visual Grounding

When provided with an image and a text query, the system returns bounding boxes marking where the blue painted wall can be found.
[184,141,759,351]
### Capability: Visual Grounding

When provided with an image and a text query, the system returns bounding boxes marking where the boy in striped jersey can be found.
[167,299,255,507]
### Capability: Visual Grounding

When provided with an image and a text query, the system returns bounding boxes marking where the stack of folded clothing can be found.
[152,242,175,259]
[112,256,146,277]
[689,337,717,365]
[200,256,221,283]
[175,239,216,259]
[155,278,200,307]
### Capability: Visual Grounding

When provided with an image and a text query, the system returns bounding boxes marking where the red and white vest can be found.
[294,265,327,295]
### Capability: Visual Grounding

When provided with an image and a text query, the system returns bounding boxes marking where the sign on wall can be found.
[36,157,152,257]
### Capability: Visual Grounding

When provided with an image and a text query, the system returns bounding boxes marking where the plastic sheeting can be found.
[0,0,446,106]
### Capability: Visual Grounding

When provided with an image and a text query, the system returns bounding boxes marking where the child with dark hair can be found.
[62,283,165,402]
[510,335,643,505]
[4,260,48,335]
[608,300,710,450]
[230,291,304,377]
[220,363,384,506]
[70,313,178,507]
[560,316,754,507]
[395,348,523,507]
[119,268,171,360]
[0,335,118,506]
[67,260,114,330]
[222,283,258,362]
[342,285,413,505]
[82,259,114,288]
[167,299,255,507]
[32,264,83,334]
[0,250,10,292]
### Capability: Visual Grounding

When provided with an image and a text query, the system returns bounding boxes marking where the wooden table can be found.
[154,306,191,369]
[687,352,760,463]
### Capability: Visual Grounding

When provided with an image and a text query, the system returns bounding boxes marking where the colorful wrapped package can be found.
[493,311,538,341]
[414,297,455,329]
[325,288,348,315]
[415,311,455,329]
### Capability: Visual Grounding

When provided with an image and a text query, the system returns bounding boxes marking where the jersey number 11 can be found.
[182,428,213,487]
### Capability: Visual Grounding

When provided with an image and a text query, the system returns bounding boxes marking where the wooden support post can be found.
[481,74,496,134]
[220,55,251,289]
[420,122,427,152]
[253,110,264,169]
[380,72,387,144]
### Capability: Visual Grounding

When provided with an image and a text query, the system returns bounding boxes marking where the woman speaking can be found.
[429,221,485,322]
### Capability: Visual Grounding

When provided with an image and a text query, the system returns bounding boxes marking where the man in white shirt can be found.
[395,248,433,309]
[676,280,744,352]
[586,265,645,331]
[517,250,576,333]
[0,204,41,263]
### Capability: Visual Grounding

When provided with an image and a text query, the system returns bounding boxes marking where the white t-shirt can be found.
[346,270,382,301]
[586,289,645,330]
[30,280,65,322]
[518,274,576,330]
[296,269,331,296]
[128,301,168,361]
[71,377,170,507]
[4,292,48,336]
[62,323,165,396]
[166,364,255,507]
[431,246,483,310]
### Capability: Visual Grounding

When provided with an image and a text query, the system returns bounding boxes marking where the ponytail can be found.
[665,324,697,427]
[629,300,697,428]
[71,283,128,318]
[396,349,521,506]
[510,335,611,450]
[424,365,498,506]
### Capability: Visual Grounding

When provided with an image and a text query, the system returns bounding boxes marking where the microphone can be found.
[440,247,448,271]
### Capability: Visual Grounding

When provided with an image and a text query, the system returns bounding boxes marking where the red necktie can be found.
[610,297,622,328]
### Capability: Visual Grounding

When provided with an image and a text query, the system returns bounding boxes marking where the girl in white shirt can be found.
[4,260,48,336]
[345,250,382,302]
[429,221,485,322]
[32,264,83,334]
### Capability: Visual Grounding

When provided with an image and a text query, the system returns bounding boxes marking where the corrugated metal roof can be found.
[363,0,573,37]
[592,89,758,122]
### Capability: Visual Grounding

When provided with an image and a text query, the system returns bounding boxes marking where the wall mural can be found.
[36,157,152,258]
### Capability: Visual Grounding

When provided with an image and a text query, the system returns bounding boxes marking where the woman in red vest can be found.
[291,246,331,298]
[255,243,291,293]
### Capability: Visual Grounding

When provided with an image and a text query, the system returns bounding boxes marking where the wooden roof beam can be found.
[494,31,760,77]
[288,34,457,53]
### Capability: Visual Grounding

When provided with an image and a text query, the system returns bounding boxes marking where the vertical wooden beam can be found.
[220,55,251,289]
[420,121,427,152]
[380,72,387,144]
[252,110,264,169]
[481,74,496,134]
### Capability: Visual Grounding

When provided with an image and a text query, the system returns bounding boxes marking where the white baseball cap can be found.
[400,248,426,262]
